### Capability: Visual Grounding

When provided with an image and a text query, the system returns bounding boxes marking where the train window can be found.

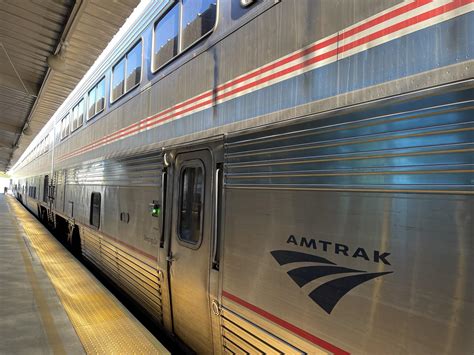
[111,42,142,103]
[30,186,36,199]
[96,78,105,113]
[111,57,125,102]
[60,113,70,140]
[43,175,49,203]
[88,78,106,120]
[90,192,101,229]
[181,0,217,51]
[71,99,84,132]
[55,122,61,144]
[71,104,78,131]
[88,87,96,118]
[125,41,142,91]
[46,133,51,151]
[178,166,204,245]
[152,3,180,71]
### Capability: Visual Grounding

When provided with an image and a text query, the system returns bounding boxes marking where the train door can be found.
[168,149,214,353]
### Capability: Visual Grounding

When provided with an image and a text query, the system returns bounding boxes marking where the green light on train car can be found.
[150,201,161,217]
[152,207,160,217]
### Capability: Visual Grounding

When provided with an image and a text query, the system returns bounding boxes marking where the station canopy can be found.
[0,0,140,172]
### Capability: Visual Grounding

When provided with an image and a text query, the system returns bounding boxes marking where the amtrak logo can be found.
[271,249,393,314]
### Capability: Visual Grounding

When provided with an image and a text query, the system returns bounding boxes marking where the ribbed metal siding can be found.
[221,308,304,354]
[66,152,163,187]
[225,88,474,194]
[82,228,163,322]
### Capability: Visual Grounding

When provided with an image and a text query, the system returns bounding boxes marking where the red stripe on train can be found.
[222,290,350,355]
[56,0,437,160]
[58,0,469,162]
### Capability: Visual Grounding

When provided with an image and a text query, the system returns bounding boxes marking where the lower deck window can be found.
[90,192,101,229]
[178,166,204,244]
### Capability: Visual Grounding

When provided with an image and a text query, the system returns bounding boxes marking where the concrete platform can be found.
[0,194,169,354]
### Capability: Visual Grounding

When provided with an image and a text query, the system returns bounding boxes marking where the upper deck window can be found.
[47,133,52,151]
[60,113,70,140]
[55,121,61,143]
[88,78,105,120]
[96,79,105,112]
[88,87,96,118]
[71,99,84,132]
[181,0,217,50]
[125,42,142,91]
[152,0,217,72]
[111,58,125,102]
[111,41,142,103]
[153,3,180,70]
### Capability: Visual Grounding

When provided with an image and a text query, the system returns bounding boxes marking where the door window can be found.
[178,165,204,245]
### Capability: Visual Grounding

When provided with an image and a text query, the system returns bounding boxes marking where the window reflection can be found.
[112,58,125,102]
[77,99,84,129]
[126,42,142,91]
[181,0,217,50]
[72,104,79,131]
[88,87,96,118]
[96,79,105,113]
[153,4,180,70]
[61,113,70,139]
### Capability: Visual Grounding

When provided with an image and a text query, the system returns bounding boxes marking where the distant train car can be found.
[11,0,473,353]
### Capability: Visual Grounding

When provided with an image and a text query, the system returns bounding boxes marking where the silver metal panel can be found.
[221,88,473,354]
[168,149,215,354]
[221,307,306,354]
[225,87,474,194]
[222,188,473,354]
[81,225,164,322]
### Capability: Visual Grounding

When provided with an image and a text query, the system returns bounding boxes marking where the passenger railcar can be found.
[11,0,473,353]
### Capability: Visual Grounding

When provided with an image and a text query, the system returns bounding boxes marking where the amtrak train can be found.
[10,0,473,353]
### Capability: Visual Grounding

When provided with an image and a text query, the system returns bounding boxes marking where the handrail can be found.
[212,167,221,270]
[160,170,167,248]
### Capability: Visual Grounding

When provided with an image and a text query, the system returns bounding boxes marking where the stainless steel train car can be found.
[10,0,473,353]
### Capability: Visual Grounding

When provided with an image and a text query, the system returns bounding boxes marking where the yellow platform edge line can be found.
[6,210,67,355]
[7,197,170,355]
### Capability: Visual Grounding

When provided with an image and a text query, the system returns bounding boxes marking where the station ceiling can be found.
[0,0,139,173]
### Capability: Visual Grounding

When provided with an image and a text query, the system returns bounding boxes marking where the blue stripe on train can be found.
[113,12,473,154]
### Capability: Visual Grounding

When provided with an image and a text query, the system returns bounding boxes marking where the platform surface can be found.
[0,194,169,354]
